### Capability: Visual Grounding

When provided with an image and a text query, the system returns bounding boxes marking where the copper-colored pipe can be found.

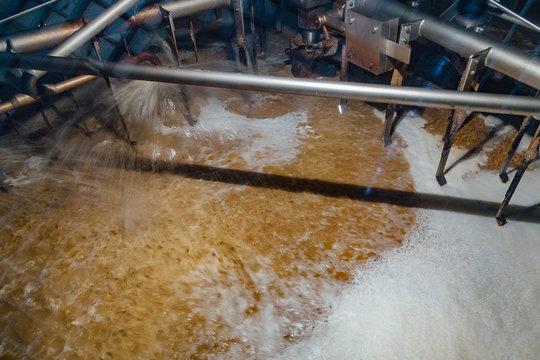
[0,0,231,54]
[0,19,86,53]
[0,52,161,116]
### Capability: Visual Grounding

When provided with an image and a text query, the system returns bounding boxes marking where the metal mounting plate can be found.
[345,10,398,74]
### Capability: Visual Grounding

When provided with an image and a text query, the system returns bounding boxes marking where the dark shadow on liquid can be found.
[132,158,540,225]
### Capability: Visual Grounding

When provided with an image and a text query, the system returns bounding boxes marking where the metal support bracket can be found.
[338,1,354,114]
[160,6,181,67]
[250,0,259,73]
[338,38,349,114]
[499,91,539,182]
[232,0,252,72]
[435,48,491,185]
[189,17,199,63]
[93,38,134,144]
[499,116,532,183]
[382,21,418,146]
[496,125,540,225]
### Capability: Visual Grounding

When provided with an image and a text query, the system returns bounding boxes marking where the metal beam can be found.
[3,53,540,117]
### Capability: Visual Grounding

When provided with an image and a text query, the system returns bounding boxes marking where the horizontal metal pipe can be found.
[23,0,141,95]
[0,52,160,116]
[0,0,60,25]
[0,19,86,53]
[162,0,230,18]
[3,53,540,117]
[0,0,231,53]
[353,0,540,90]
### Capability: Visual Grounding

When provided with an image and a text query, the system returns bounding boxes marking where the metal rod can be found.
[52,0,140,57]
[0,0,60,25]
[0,19,86,53]
[4,53,540,117]
[0,53,160,116]
[498,115,532,183]
[23,0,141,94]
[487,0,540,33]
[353,0,540,90]
[495,129,540,225]
[162,0,230,18]
[0,0,231,54]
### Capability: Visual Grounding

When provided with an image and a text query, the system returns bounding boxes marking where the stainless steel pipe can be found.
[0,0,231,53]
[48,0,141,58]
[0,20,86,53]
[163,0,230,18]
[4,53,540,117]
[0,52,161,116]
[353,0,540,90]
[23,0,141,94]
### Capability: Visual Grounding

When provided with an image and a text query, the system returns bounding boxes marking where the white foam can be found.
[280,110,540,359]
[158,97,311,171]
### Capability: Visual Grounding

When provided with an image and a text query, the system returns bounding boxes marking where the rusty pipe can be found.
[0,52,161,116]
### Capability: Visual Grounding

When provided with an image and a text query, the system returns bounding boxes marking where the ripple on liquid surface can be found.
[0,90,415,358]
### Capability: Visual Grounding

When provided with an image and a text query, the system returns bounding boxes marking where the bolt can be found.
[348,1,354,7]
[470,70,476,75]
[349,17,355,25]
[372,26,378,34]
[405,27,411,34]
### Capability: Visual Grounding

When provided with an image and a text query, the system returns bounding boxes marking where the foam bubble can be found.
[281,210,540,359]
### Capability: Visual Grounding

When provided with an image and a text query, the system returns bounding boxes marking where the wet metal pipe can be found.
[3,53,540,118]
[352,0,540,90]
[0,53,160,116]
[163,0,230,18]
[122,0,231,28]
[0,0,231,53]
[23,0,141,94]
[0,20,86,53]
[50,0,141,58]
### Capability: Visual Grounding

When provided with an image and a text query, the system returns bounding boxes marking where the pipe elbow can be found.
[21,69,42,97]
